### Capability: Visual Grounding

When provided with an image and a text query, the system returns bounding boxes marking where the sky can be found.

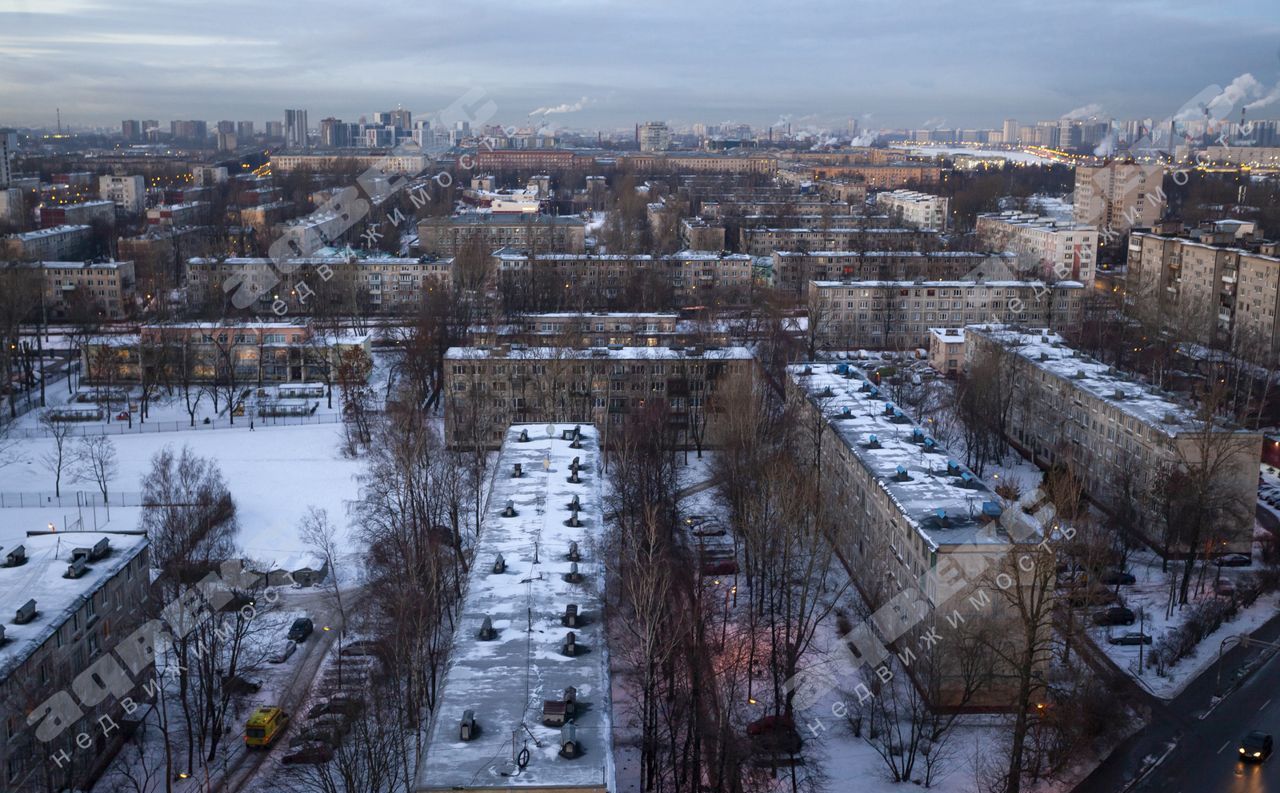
[2,0,1280,133]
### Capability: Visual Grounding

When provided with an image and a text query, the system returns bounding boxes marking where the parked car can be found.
[1067,586,1119,608]
[692,524,727,538]
[115,411,130,421]
[269,640,297,664]
[289,725,342,748]
[1216,580,1237,597]
[307,695,364,720]
[1093,607,1136,626]
[1240,731,1274,762]
[1100,570,1136,586]
[305,713,352,737]
[222,674,263,695]
[288,618,314,642]
[282,741,334,765]
[340,639,388,658]
[1216,554,1253,568]
[1108,632,1153,646]
[700,559,738,576]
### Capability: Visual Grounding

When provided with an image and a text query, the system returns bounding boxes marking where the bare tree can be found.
[76,434,119,504]
[39,409,74,497]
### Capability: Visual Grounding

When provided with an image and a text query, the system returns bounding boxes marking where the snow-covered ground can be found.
[0,420,363,563]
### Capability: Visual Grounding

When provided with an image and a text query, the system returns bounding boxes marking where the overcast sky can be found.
[3,0,1279,132]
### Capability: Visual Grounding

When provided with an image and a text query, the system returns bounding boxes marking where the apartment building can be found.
[40,200,116,228]
[269,152,431,174]
[975,211,1098,284]
[26,260,136,319]
[491,248,757,309]
[679,217,726,250]
[97,175,146,213]
[2,225,92,261]
[417,424,613,793]
[469,312,692,347]
[185,255,454,314]
[621,153,778,175]
[81,321,370,385]
[1,532,152,791]
[418,214,587,256]
[785,362,1044,709]
[146,202,210,228]
[788,163,943,188]
[740,226,935,256]
[807,278,1083,351]
[770,250,1015,293]
[874,190,951,231]
[443,345,755,448]
[1126,223,1280,358]
[964,326,1261,554]
[637,121,672,152]
[1073,162,1165,238]
[1202,146,1280,167]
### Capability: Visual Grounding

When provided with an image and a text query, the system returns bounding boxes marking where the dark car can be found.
[1216,554,1253,568]
[307,693,365,720]
[1240,731,1273,762]
[1108,632,1153,646]
[746,715,803,755]
[1067,586,1119,608]
[1093,607,1136,626]
[1100,570,1136,586]
[282,741,335,765]
[1216,579,1237,597]
[288,618,314,642]
[289,725,342,749]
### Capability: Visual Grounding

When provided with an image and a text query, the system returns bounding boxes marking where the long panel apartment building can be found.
[417,423,613,792]
[770,250,1015,294]
[1,531,152,792]
[807,278,1084,351]
[443,345,754,448]
[964,326,1261,554]
[417,214,587,256]
[740,225,936,256]
[874,189,950,231]
[785,363,1044,708]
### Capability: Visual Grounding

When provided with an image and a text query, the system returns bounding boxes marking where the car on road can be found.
[289,617,314,642]
[1108,632,1153,646]
[1216,554,1252,568]
[269,640,297,664]
[1099,570,1136,586]
[282,741,334,765]
[1239,731,1273,762]
[1093,607,1136,626]
[691,523,727,538]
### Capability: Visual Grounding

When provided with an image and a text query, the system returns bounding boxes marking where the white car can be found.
[269,640,298,664]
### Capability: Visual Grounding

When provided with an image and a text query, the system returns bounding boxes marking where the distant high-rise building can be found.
[121,120,143,142]
[216,131,238,152]
[216,120,235,134]
[0,128,16,188]
[1074,161,1165,238]
[237,121,255,141]
[169,120,208,144]
[319,117,358,148]
[1002,118,1018,144]
[637,121,671,152]
[284,109,308,148]
[265,120,284,139]
[389,109,412,133]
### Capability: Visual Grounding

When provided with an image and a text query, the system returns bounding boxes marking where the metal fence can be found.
[0,491,147,508]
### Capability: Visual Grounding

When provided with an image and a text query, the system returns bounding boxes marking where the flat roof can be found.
[786,363,1041,550]
[445,345,755,361]
[810,279,1084,289]
[421,214,585,227]
[417,424,613,791]
[965,326,1248,436]
[0,531,148,681]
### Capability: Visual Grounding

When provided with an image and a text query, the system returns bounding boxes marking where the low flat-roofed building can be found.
[1,531,152,791]
[417,423,613,792]
[771,250,1014,293]
[964,326,1261,554]
[418,214,587,256]
[927,327,966,374]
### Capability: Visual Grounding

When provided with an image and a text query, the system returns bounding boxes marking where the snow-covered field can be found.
[0,420,363,562]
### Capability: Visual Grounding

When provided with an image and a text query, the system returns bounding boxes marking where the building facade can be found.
[770,250,1015,294]
[98,175,146,214]
[975,211,1098,284]
[2,225,92,261]
[874,190,951,231]
[418,214,587,256]
[964,326,1261,554]
[1073,162,1165,239]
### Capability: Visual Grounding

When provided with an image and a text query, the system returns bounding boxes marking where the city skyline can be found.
[3,0,1279,130]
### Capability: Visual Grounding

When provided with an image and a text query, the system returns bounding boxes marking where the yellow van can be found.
[245,706,289,748]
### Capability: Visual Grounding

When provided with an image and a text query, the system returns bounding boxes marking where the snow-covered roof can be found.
[966,326,1245,436]
[787,363,1040,550]
[445,345,755,361]
[773,250,1012,260]
[418,424,613,791]
[811,279,1084,289]
[0,531,148,681]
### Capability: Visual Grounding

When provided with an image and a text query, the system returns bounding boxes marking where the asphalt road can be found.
[1075,608,1280,793]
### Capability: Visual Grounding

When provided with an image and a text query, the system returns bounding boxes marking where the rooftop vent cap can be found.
[4,545,26,567]
[460,710,478,741]
[492,554,506,574]
[479,616,497,641]
[15,599,36,625]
